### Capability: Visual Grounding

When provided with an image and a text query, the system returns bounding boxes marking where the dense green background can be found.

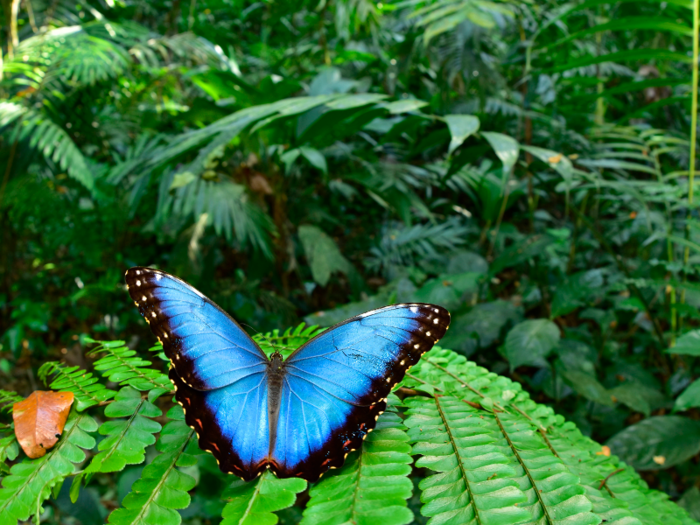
[2,0,700,522]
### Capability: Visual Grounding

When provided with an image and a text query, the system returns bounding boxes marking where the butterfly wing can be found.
[170,369,270,481]
[270,303,450,481]
[124,267,269,390]
[125,267,271,479]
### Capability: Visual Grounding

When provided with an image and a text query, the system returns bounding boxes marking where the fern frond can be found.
[38,362,115,411]
[0,435,19,471]
[0,390,24,412]
[404,348,697,524]
[167,178,277,260]
[366,219,469,278]
[404,395,534,524]
[89,340,172,400]
[107,406,200,525]
[301,410,414,525]
[3,105,95,192]
[81,386,162,476]
[0,410,97,525]
[549,423,691,525]
[253,323,325,359]
[222,471,307,525]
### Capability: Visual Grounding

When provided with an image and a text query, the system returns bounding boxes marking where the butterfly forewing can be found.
[124,267,268,391]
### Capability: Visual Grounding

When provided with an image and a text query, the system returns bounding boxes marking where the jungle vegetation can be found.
[1,0,700,523]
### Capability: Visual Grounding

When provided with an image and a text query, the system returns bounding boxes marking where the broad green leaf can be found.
[504,319,560,370]
[382,99,428,114]
[606,416,700,470]
[678,486,700,521]
[222,471,307,525]
[551,269,604,318]
[667,329,700,355]
[674,379,700,412]
[298,225,353,286]
[442,299,521,349]
[520,145,573,184]
[561,370,613,406]
[299,146,328,174]
[610,382,667,416]
[412,272,482,309]
[443,114,479,155]
[482,131,519,174]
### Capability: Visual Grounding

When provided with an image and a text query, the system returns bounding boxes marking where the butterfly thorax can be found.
[267,351,286,457]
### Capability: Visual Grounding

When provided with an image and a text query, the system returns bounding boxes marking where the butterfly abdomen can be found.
[267,352,285,459]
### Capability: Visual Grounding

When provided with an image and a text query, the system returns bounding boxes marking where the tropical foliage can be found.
[2,0,700,522]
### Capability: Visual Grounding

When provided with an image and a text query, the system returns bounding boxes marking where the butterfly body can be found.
[125,267,450,481]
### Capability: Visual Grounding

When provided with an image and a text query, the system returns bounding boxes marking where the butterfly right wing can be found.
[125,267,269,391]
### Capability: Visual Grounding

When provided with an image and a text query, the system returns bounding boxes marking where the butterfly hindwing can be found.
[270,303,450,480]
[170,368,270,481]
[125,267,268,391]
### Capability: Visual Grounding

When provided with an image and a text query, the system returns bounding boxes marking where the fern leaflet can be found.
[107,406,200,525]
[89,339,172,400]
[0,410,97,525]
[0,390,23,412]
[221,471,307,525]
[38,362,115,411]
[82,386,162,475]
[301,408,414,525]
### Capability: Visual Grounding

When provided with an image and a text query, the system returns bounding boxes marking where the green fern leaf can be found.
[38,362,115,411]
[0,410,97,525]
[107,406,199,525]
[221,471,307,525]
[404,395,534,525]
[0,435,19,474]
[253,323,325,359]
[9,107,95,192]
[82,386,162,476]
[301,410,414,525]
[404,347,696,524]
[0,390,24,412]
[89,340,172,400]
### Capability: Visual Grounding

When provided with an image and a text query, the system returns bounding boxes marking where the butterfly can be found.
[125,266,450,482]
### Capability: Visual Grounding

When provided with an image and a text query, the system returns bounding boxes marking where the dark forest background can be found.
[2,0,700,522]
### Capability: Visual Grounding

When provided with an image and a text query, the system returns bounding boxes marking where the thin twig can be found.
[598,468,624,497]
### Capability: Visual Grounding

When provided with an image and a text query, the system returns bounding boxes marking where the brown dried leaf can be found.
[13,391,74,458]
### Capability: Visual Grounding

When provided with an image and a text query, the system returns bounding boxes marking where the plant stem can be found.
[680,0,700,331]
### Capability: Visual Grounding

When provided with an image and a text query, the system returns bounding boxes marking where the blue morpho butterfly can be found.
[125,267,450,482]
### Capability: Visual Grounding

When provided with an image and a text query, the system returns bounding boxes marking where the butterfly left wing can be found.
[124,267,269,391]
[270,303,450,481]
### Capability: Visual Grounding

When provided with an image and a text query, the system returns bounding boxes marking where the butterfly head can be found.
[269,351,284,372]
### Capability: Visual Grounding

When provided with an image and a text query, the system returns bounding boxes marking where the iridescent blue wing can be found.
[170,369,270,481]
[124,267,268,390]
[125,267,271,480]
[270,303,450,481]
